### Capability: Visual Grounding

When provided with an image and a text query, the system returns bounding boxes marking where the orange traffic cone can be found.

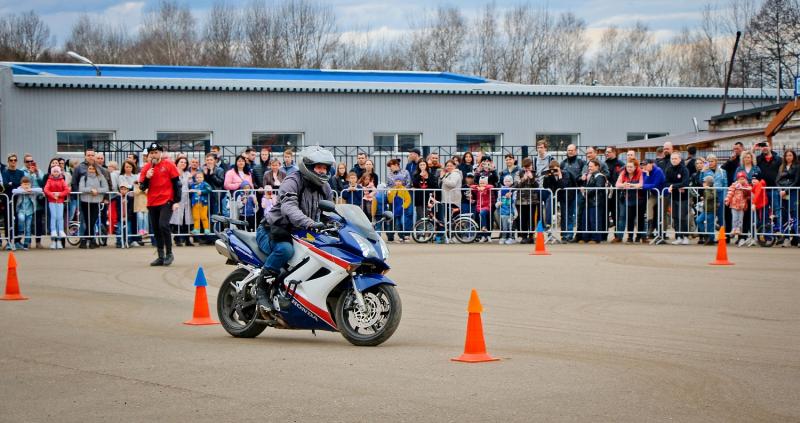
[451,289,500,363]
[709,226,734,266]
[184,267,219,325]
[529,221,551,256]
[2,252,27,301]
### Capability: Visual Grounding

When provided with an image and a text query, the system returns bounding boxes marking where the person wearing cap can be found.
[406,148,421,177]
[139,142,182,266]
[256,146,335,313]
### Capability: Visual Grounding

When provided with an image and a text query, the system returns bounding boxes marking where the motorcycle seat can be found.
[232,229,268,263]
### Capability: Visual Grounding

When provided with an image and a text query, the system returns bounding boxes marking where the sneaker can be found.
[737,238,746,247]
[22,244,29,251]
[671,238,682,245]
[56,242,64,249]
[506,238,516,244]
[680,237,689,245]
[150,256,164,266]
[51,231,58,239]
[59,230,67,238]
[204,229,211,235]
[163,253,174,266]
[129,241,141,247]
[498,238,506,244]
[191,229,200,235]
[50,242,57,249]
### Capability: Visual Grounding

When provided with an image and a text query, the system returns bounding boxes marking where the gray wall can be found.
[0,67,774,162]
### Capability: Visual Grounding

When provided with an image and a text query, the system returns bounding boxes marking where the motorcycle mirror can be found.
[382,211,394,221]
[319,200,336,213]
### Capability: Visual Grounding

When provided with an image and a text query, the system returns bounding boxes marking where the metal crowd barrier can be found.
[0,193,10,245]
[753,187,800,247]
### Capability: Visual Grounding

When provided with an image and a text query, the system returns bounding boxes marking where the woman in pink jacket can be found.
[224,155,254,194]
[43,166,71,248]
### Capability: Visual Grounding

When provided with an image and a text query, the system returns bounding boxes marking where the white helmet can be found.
[298,146,335,188]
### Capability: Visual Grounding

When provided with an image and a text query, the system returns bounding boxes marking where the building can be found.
[620,100,800,156]
[0,62,792,164]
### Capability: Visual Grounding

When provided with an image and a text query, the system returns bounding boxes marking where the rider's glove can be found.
[309,222,326,231]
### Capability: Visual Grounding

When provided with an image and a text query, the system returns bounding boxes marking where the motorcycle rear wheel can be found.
[335,284,401,347]
[218,269,267,338]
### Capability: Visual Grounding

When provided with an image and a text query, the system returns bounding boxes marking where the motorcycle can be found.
[212,200,401,346]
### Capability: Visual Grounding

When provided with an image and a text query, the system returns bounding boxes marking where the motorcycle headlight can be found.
[377,236,389,260]
[351,233,377,258]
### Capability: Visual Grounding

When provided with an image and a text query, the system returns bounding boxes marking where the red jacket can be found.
[44,176,71,203]
[470,184,493,211]
[752,179,767,210]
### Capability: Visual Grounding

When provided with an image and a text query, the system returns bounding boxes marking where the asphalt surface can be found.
[0,242,799,422]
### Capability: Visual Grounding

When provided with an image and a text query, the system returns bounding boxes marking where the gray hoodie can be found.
[78,172,109,203]
[266,172,332,233]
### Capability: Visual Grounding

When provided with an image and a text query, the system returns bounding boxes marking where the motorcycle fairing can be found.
[352,274,396,292]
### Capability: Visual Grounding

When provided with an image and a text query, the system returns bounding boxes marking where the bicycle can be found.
[412,194,479,244]
[65,202,109,246]
[756,205,796,248]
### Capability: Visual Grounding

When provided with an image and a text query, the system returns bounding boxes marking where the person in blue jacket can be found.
[641,158,666,242]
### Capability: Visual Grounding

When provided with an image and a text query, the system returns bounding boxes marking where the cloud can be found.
[39,1,145,45]
[589,11,703,28]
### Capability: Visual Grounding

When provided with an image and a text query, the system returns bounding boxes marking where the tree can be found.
[408,6,466,72]
[201,1,242,66]
[278,0,339,69]
[243,0,284,67]
[65,15,131,64]
[0,11,53,61]
[135,0,198,65]
[747,0,800,89]
[465,2,501,79]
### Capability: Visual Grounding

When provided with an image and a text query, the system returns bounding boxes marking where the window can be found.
[627,132,668,142]
[156,132,211,150]
[252,133,303,152]
[456,134,501,152]
[535,133,579,151]
[373,133,421,152]
[56,131,115,153]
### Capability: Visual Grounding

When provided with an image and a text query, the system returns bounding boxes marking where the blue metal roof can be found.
[9,63,486,84]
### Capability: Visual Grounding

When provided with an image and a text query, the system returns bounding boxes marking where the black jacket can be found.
[665,163,690,202]
[411,171,438,207]
[756,152,782,187]
[560,156,585,188]
[329,174,348,194]
[585,172,607,208]
[776,164,800,188]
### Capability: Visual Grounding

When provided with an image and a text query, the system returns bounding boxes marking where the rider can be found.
[255,146,335,311]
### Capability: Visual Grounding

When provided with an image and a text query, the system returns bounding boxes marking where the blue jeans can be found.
[48,202,65,234]
[615,199,626,239]
[587,206,601,242]
[558,190,576,239]
[478,209,491,238]
[540,190,552,227]
[16,211,33,246]
[696,212,715,234]
[500,215,513,239]
[256,225,294,273]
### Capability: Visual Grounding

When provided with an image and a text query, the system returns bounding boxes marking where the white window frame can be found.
[372,132,423,155]
[455,133,503,154]
[56,130,116,154]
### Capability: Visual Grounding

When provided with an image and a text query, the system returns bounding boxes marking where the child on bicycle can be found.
[724,171,752,241]
[496,175,517,244]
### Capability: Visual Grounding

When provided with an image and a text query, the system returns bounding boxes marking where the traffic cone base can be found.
[2,252,27,301]
[709,226,734,266]
[452,290,500,364]
[184,316,220,325]
[451,353,500,363]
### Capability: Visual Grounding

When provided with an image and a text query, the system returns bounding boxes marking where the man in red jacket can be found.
[139,142,181,266]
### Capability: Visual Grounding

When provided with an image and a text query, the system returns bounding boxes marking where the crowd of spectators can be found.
[1,139,799,251]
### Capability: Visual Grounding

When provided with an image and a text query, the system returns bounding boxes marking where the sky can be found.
[0,0,718,50]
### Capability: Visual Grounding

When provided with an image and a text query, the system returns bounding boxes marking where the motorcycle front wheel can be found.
[217,269,267,338]
[335,284,401,346]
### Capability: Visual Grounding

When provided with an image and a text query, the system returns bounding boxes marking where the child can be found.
[190,172,213,235]
[43,166,70,249]
[695,176,717,245]
[461,172,477,218]
[341,172,363,206]
[133,180,149,238]
[111,184,132,248]
[387,177,412,242]
[237,181,258,228]
[12,177,43,250]
[724,171,752,242]
[359,174,376,220]
[495,175,517,244]
[471,176,493,242]
[261,187,275,215]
